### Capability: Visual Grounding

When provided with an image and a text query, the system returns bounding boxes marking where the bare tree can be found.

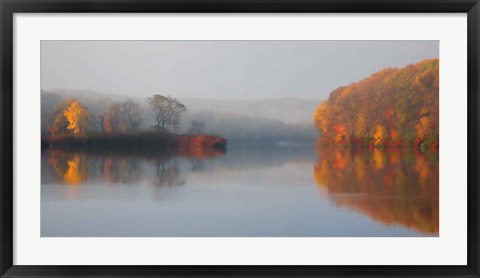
[120,100,142,134]
[169,115,180,134]
[189,121,205,135]
[87,108,110,133]
[147,94,186,133]
[95,114,105,133]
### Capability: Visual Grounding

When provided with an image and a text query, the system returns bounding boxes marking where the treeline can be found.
[45,94,203,137]
[313,59,439,149]
[42,91,319,144]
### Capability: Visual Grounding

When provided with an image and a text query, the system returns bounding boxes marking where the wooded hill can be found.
[313,59,439,149]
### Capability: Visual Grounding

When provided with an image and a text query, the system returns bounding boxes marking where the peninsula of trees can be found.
[42,94,227,150]
[313,59,439,149]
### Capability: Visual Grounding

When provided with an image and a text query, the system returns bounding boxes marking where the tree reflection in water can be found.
[100,157,141,184]
[153,158,185,187]
[46,149,143,185]
[47,150,88,185]
[189,158,205,172]
[44,147,226,187]
[313,146,439,235]
[44,145,437,235]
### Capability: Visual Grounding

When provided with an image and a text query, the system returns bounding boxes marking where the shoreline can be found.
[42,133,227,151]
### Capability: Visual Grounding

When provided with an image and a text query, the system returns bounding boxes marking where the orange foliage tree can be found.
[48,99,89,136]
[63,100,89,135]
[313,59,439,149]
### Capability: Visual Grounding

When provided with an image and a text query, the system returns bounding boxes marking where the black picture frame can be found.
[1,0,479,277]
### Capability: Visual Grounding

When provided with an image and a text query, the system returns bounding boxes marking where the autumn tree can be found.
[63,100,89,135]
[48,99,71,136]
[147,94,186,133]
[102,103,121,133]
[313,59,439,149]
[48,99,89,136]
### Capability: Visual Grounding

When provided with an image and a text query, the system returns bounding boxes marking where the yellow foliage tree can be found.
[373,125,385,146]
[63,100,89,135]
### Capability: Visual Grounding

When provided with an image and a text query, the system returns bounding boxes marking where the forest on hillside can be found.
[313,59,439,149]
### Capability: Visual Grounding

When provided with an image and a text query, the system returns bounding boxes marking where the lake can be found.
[41,143,438,237]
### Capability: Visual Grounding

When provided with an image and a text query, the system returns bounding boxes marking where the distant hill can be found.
[43,89,130,101]
[313,59,439,148]
[180,111,316,144]
[181,97,319,124]
[41,90,319,124]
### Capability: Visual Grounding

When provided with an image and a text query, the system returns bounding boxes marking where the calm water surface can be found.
[41,144,438,237]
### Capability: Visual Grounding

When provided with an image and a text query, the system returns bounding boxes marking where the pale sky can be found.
[41,41,438,100]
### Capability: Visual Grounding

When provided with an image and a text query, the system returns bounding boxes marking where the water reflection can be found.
[42,145,439,236]
[153,158,185,187]
[43,147,225,187]
[47,150,88,185]
[313,147,439,235]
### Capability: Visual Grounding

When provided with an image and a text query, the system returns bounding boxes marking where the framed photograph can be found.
[1,0,479,277]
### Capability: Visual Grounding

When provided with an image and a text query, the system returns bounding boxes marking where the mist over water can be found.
[40,41,440,237]
[41,144,438,237]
